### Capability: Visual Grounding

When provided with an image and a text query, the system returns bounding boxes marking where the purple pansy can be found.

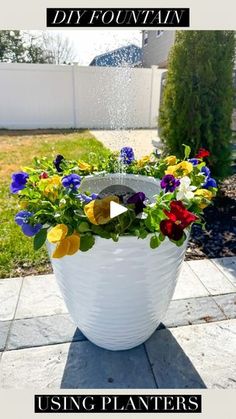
[160,174,180,193]
[53,155,64,173]
[120,147,135,165]
[15,210,42,237]
[201,166,217,189]
[76,193,99,203]
[127,192,146,214]
[10,172,29,194]
[62,174,81,191]
[188,158,199,166]
[201,166,211,177]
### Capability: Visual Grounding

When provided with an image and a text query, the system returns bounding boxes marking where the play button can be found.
[110,201,128,219]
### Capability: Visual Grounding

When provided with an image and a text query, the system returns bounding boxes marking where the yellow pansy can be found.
[52,234,80,258]
[137,155,151,168]
[164,155,177,166]
[39,175,61,200]
[194,189,213,209]
[78,161,92,172]
[84,195,119,225]
[165,161,193,177]
[47,224,68,243]
[47,225,80,258]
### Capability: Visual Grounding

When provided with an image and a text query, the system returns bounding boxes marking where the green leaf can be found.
[78,221,91,233]
[183,144,191,159]
[79,234,95,252]
[33,228,48,251]
[150,235,161,249]
[91,225,111,239]
[110,233,119,242]
[159,232,165,242]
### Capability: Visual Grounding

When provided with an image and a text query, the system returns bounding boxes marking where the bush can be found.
[159,31,235,178]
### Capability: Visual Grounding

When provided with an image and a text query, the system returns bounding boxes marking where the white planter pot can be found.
[48,235,187,351]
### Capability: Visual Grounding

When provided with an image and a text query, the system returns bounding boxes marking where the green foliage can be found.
[33,228,48,251]
[79,234,95,252]
[159,31,235,178]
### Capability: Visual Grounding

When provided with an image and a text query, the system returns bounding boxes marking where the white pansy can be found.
[136,212,148,219]
[176,176,196,201]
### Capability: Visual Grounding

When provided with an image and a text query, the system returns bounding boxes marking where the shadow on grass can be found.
[60,325,206,389]
[0,129,89,137]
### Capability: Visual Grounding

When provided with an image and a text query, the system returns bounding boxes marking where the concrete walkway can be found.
[0,257,235,389]
[91,129,161,159]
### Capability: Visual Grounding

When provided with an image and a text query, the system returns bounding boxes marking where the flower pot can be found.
[48,235,187,351]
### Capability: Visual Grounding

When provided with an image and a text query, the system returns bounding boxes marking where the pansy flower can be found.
[78,161,92,172]
[47,224,80,258]
[164,155,177,166]
[200,166,217,189]
[194,189,213,209]
[127,192,146,214]
[160,201,198,241]
[165,161,193,177]
[176,176,196,201]
[195,148,210,159]
[160,175,180,193]
[188,158,199,166]
[53,155,64,172]
[120,147,135,165]
[39,175,61,200]
[76,193,99,204]
[62,174,81,191]
[40,172,49,179]
[84,195,119,225]
[10,172,29,194]
[15,210,42,237]
[137,155,151,168]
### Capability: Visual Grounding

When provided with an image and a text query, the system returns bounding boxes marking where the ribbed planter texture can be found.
[48,235,187,351]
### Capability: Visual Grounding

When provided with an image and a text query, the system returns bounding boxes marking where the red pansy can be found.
[160,201,198,241]
[195,148,210,159]
[40,172,49,179]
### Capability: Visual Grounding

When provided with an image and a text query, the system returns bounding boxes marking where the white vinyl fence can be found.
[0,63,166,130]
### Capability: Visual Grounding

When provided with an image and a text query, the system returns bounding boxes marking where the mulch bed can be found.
[186,174,236,260]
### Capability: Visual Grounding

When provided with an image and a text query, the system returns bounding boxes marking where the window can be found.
[144,31,149,46]
[156,30,164,38]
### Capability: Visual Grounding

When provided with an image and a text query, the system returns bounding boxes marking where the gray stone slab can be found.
[0,278,22,321]
[0,341,156,389]
[0,321,10,351]
[213,293,236,319]
[172,262,209,300]
[163,296,226,328]
[7,314,85,351]
[211,257,236,287]
[15,275,67,319]
[187,259,236,295]
[146,319,236,389]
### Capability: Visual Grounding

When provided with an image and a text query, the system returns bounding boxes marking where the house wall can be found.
[142,30,176,68]
[0,63,166,129]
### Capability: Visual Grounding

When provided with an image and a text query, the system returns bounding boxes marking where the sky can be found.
[52,30,142,65]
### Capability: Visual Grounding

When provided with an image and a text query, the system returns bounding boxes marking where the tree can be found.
[0,30,76,65]
[159,31,235,178]
[41,32,75,64]
[0,31,25,62]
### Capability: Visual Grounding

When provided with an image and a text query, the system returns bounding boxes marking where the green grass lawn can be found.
[0,130,110,278]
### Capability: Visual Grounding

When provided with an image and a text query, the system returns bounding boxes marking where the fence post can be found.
[149,66,165,128]
[72,63,79,128]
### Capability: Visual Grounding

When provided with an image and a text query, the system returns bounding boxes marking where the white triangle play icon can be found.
[110,201,128,219]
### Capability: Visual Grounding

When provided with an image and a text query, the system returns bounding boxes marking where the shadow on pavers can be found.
[60,325,206,389]
[146,324,207,389]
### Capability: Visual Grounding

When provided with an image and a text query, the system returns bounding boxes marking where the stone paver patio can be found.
[0,257,235,389]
